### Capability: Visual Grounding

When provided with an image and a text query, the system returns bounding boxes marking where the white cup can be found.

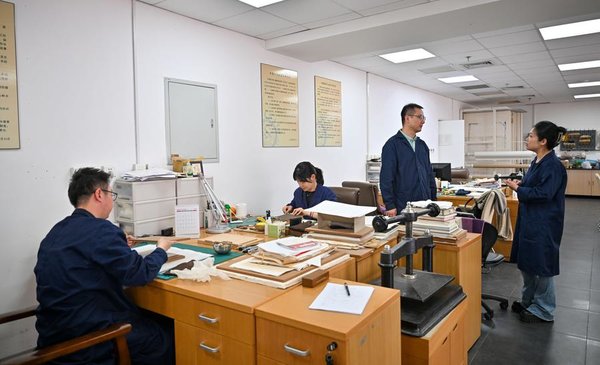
[236,203,248,218]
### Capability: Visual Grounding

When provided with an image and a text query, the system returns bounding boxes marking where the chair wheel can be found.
[483,312,493,320]
[500,302,508,310]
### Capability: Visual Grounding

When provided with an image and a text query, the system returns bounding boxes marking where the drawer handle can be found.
[284,343,310,357]
[199,342,220,353]
[198,313,219,324]
[453,323,458,331]
[442,336,448,345]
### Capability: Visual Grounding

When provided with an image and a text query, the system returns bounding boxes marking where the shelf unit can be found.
[366,159,381,184]
[463,108,525,178]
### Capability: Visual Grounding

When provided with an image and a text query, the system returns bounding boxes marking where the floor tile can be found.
[555,285,590,310]
[552,306,588,338]
[591,290,600,313]
[588,312,600,341]
[555,270,592,291]
[587,339,600,365]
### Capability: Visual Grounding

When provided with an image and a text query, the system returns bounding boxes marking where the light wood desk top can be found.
[255,278,399,339]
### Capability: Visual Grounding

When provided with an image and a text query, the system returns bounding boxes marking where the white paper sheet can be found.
[309,283,374,315]
[257,237,327,257]
[408,199,453,210]
[304,200,376,218]
[132,245,212,273]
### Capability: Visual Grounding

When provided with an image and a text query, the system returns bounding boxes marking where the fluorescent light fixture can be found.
[540,18,600,40]
[568,81,600,88]
[574,93,600,99]
[379,48,435,64]
[238,0,284,7]
[438,75,479,83]
[558,60,600,71]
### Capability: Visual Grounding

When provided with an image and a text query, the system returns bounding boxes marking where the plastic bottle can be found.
[224,204,231,222]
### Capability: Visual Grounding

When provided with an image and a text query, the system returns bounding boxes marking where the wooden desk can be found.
[128,242,355,364]
[337,237,395,283]
[402,298,467,365]
[437,194,518,261]
[401,233,481,352]
[255,278,401,365]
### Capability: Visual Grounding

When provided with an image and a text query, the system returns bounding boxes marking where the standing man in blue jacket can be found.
[35,167,175,364]
[380,103,437,216]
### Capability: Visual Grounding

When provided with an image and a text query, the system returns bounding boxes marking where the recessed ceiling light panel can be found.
[568,81,600,88]
[558,60,600,71]
[540,18,600,40]
[238,0,284,7]
[379,48,435,64]
[438,75,479,83]
[574,93,600,99]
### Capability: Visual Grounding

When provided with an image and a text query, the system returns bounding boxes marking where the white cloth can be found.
[170,257,230,282]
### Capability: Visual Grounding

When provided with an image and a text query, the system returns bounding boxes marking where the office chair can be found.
[327,186,360,205]
[460,217,509,320]
[341,181,379,215]
[0,306,132,365]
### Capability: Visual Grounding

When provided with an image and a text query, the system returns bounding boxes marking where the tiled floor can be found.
[468,197,600,365]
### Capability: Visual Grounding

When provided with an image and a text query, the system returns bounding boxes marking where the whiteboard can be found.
[165,78,219,163]
[438,119,465,167]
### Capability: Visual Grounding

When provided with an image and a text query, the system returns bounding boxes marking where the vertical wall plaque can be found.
[261,63,298,147]
[314,76,341,147]
[0,1,18,149]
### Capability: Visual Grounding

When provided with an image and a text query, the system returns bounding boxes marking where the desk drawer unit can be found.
[170,291,255,344]
[176,321,255,365]
[115,197,176,221]
[176,176,212,196]
[117,216,174,236]
[113,179,176,201]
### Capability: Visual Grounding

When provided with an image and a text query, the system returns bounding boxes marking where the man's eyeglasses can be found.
[409,114,426,121]
[101,189,118,201]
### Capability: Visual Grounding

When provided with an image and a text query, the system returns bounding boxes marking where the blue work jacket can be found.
[35,208,167,352]
[510,150,567,276]
[379,131,437,211]
[289,184,337,209]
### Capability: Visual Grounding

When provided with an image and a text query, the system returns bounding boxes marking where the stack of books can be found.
[217,237,350,288]
[401,207,467,241]
[304,225,374,249]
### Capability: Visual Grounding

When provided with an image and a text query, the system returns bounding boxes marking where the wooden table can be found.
[437,194,518,261]
[400,233,482,352]
[128,238,356,364]
[337,236,396,283]
[255,278,401,365]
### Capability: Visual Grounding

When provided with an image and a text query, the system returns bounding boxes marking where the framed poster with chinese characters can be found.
[260,63,298,147]
[0,1,18,149]
[314,76,341,147]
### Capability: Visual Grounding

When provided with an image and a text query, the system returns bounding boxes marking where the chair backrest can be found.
[341,181,378,207]
[461,217,499,262]
[0,306,132,365]
[327,186,360,205]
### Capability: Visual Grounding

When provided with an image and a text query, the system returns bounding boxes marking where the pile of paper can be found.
[120,168,177,181]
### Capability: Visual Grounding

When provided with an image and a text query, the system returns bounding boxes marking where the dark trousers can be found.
[127,310,175,365]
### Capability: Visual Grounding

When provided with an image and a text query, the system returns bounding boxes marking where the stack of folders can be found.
[404,207,467,241]
[304,225,374,249]
[217,237,350,288]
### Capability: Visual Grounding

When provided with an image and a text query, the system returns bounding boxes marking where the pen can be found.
[344,282,351,296]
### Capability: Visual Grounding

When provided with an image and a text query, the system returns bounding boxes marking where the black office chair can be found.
[341,181,379,215]
[479,221,509,320]
[327,186,360,205]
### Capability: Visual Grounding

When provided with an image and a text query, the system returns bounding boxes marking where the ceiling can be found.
[139,0,600,107]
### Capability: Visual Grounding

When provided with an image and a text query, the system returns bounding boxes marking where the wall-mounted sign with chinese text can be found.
[0,1,19,149]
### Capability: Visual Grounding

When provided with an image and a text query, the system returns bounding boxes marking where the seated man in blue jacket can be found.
[35,167,175,364]
[380,103,437,217]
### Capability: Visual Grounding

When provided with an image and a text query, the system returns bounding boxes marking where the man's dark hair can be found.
[68,167,111,207]
[400,103,424,126]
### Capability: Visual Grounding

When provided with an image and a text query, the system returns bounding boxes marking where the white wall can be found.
[0,0,136,353]
[366,73,460,162]
[133,2,368,214]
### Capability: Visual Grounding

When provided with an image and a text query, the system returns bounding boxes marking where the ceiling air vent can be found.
[497,99,521,105]
[419,65,457,74]
[501,85,525,90]
[460,60,495,69]
[461,84,490,90]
